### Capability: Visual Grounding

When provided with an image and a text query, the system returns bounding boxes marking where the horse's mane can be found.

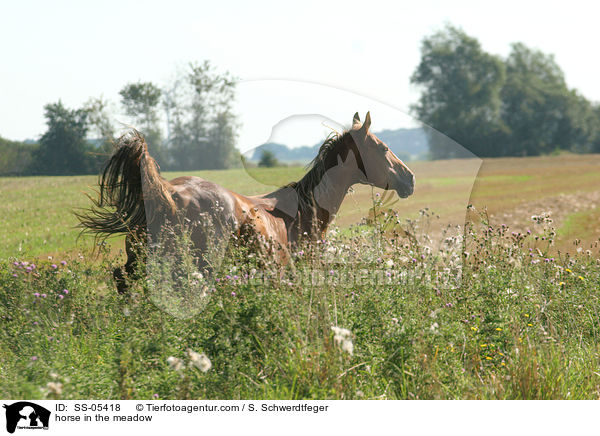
[284,129,364,222]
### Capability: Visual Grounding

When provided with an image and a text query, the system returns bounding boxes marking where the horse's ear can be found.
[352,112,361,127]
[363,111,371,132]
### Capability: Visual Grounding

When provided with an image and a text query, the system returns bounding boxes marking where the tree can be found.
[411,25,507,158]
[258,150,279,168]
[32,101,91,175]
[119,82,168,167]
[168,61,239,170]
[83,97,116,170]
[500,43,573,156]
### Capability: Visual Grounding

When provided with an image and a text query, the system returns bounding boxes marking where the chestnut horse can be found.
[78,112,415,293]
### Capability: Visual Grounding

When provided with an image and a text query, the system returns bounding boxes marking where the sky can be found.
[2,0,599,152]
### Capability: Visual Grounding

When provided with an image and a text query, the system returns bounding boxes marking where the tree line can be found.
[411,25,600,159]
[0,61,239,176]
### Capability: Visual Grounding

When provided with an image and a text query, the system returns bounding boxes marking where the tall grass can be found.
[1,202,599,399]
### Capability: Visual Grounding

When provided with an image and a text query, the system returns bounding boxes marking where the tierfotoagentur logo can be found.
[2,402,50,434]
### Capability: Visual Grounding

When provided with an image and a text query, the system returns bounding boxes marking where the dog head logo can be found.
[3,402,50,434]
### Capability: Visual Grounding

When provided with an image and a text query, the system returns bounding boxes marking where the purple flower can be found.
[13,261,19,266]
[33,293,40,298]
[31,356,38,361]
[25,267,32,272]
[60,260,67,266]
[153,394,159,399]
[58,295,64,300]
[51,264,57,269]
[445,302,453,308]
[225,275,231,280]
[329,270,334,275]
[62,289,69,294]
[33,321,39,325]
[231,291,236,297]
[41,293,47,298]
[12,274,17,278]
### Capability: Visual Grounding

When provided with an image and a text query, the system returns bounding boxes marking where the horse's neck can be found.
[302,163,355,237]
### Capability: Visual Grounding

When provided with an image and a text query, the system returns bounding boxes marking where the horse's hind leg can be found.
[114,234,142,294]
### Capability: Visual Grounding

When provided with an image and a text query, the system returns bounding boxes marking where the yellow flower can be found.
[495,327,502,331]
[558,282,565,286]
[501,362,506,366]
[480,343,488,348]
[578,276,585,281]
[524,313,529,318]
[485,356,492,360]
[566,268,572,273]
[471,326,478,331]
[499,352,504,356]
[527,323,533,327]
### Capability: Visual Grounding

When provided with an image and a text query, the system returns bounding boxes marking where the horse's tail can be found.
[76,130,176,238]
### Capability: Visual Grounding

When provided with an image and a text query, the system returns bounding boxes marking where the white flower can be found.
[123,307,131,317]
[331,326,353,355]
[46,381,63,396]
[191,271,204,280]
[386,259,394,268]
[167,356,184,371]
[341,339,354,355]
[187,349,212,372]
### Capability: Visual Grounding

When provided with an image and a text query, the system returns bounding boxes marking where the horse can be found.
[77,112,415,293]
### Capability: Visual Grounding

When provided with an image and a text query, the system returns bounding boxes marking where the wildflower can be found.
[341,340,354,355]
[524,313,529,318]
[430,322,439,332]
[527,323,533,327]
[386,259,394,268]
[47,381,63,396]
[187,349,212,372]
[166,356,184,371]
[480,343,488,348]
[565,268,572,273]
[153,393,159,399]
[123,307,131,317]
[58,295,64,300]
[51,264,57,269]
[12,274,17,278]
[470,326,478,331]
[578,276,585,281]
[445,302,453,308]
[191,271,203,280]
[63,289,69,294]
[485,356,492,360]
[41,294,46,298]
[558,282,565,287]
[231,291,236,297]
[31,356,38,362]
[33,293,40,298]
[60,260,67,266]
[495,328,502,331]
[331,326,353,355]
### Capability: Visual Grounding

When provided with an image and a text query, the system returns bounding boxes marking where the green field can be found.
[1,154,600,399]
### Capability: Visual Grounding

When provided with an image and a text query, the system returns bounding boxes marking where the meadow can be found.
[1,154,600,399]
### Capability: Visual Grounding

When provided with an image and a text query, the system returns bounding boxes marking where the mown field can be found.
[1,154,600,399]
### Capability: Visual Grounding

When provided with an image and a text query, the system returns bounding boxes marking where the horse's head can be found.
[348,111,415,198]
